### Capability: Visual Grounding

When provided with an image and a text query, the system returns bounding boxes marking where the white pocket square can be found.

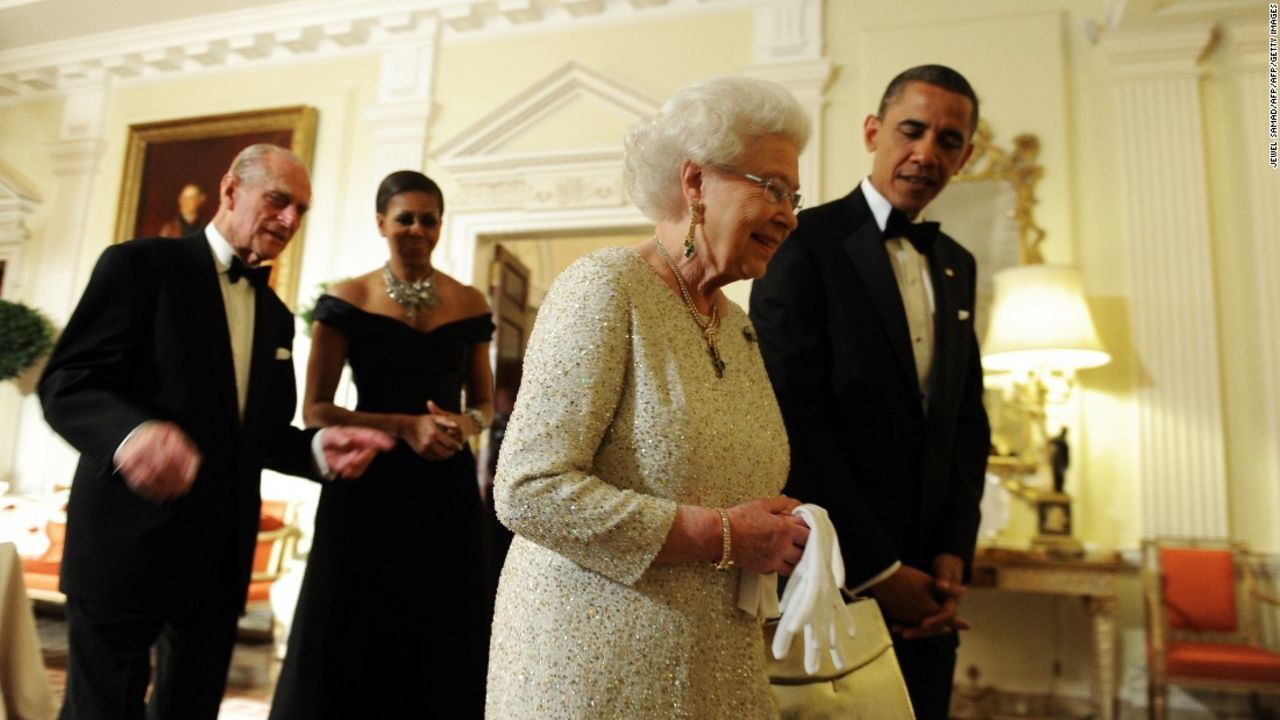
[958,309,971,321]
[275,347,291,360]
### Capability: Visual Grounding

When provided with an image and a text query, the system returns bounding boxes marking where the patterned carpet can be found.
[35,606,278,718]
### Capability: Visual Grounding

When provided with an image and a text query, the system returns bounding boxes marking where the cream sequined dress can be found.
[487,247,789,719]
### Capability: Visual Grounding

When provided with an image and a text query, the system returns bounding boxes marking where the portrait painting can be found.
[113,106,317,309]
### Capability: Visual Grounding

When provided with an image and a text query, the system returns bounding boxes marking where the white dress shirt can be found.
[205,225,256,421]
[859,177,935,412]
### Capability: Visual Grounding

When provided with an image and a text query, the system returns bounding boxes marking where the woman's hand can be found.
[727,496,810,576]
[398,402,465,460]
[427,400,484,438]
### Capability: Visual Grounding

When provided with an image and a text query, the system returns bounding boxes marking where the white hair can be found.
[228,143,302,186]
[624,76,811,222]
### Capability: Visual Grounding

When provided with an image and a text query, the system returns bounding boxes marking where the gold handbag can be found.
[762,597,916,720]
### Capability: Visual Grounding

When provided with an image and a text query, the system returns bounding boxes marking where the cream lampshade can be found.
[983,264,1105,557]
[982,264,1110,373]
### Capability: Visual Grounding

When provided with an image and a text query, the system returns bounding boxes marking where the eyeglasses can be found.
[714,165,803,211]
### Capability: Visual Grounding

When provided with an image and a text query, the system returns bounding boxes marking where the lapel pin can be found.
[944,267,955,277]
[958,309,971,321]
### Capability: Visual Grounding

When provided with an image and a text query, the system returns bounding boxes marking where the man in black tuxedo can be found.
[750,65,990,719]
[39,144,393,720]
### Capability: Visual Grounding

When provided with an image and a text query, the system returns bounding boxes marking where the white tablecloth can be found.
[0,542,55,720]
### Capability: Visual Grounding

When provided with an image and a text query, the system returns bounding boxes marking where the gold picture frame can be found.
[113,106,318,309]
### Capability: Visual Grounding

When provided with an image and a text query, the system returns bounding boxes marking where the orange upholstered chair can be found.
[1142,540,1280,719]
[21,518,66,603]
[20,498,299,608]
[20,490,70,604]
[248,500,300,606]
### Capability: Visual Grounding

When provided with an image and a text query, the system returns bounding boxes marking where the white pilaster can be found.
[745,0,831,203]
[1101,25,1227,538]
[366,24,439,179]
[12,84,108,495]
[1238,59,1280,541]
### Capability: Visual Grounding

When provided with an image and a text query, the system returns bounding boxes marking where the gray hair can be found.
[228,143,302,186]
[624,76,811,222]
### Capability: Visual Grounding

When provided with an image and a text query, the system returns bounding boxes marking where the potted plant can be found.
[0,298,54,383]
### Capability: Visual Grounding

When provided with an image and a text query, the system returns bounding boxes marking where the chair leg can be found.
[1249,692,1277,720]
[1147,682,1166,720]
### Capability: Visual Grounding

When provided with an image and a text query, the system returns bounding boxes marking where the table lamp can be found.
[982,264,1109,555]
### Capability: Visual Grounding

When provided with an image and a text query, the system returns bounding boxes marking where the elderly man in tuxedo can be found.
[39,144,393,720]
[750,65,991,719]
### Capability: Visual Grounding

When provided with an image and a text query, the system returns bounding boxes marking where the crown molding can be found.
[0,0,745,104]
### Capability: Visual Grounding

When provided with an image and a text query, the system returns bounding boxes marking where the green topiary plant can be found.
[0,299,54,381]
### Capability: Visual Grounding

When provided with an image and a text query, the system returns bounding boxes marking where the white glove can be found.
[771,504,857,675]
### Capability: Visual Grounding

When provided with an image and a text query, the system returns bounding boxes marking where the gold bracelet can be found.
[464,408,486,437]
[713,508,734,571]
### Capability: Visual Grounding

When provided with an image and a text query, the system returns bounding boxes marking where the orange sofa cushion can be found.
[1165,642,1280,684]
[1160,548,1238,632]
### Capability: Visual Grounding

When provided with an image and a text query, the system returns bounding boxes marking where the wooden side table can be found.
[970,547,1132,720]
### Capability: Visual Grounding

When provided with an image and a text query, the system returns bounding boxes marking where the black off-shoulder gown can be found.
[270,295,494,719]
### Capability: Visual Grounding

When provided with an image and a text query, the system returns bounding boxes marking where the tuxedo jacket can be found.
[39,234,317,617]
[749,187,990,587]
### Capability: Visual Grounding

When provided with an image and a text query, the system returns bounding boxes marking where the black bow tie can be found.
[227,257,271,288]
[883,209,940,255]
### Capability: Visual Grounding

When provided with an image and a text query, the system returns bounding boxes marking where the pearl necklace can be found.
[654,235,725,378]
[382,262,440,320]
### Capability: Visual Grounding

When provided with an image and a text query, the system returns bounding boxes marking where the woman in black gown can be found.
[270,170,494,718]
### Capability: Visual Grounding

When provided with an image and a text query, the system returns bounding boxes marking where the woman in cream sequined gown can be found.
[487,77,813,719]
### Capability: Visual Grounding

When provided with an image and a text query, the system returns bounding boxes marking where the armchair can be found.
[1142,540,1280,719]
[20,491,69,604]
[247,499,301,606]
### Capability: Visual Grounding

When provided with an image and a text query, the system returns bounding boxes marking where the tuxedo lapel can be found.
[840,191,920,399]
[177,237,240,427]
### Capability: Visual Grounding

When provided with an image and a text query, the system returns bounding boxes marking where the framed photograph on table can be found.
[113,105,318,309]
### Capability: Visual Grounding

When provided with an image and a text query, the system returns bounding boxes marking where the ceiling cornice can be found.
[0,0,745,104]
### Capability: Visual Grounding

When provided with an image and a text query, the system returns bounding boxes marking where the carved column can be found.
[745,0,832,201]
[1100,26,1227,538]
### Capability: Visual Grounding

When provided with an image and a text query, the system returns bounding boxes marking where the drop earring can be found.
[683,202,702,258]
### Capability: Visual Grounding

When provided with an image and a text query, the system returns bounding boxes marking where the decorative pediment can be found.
[434,61,659,212]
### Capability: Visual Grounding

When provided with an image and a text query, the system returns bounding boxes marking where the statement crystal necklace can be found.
[382,262,440,320]
[654,235,724,378]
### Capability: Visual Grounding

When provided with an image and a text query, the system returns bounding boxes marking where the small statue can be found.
[1049,427,1070,494]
